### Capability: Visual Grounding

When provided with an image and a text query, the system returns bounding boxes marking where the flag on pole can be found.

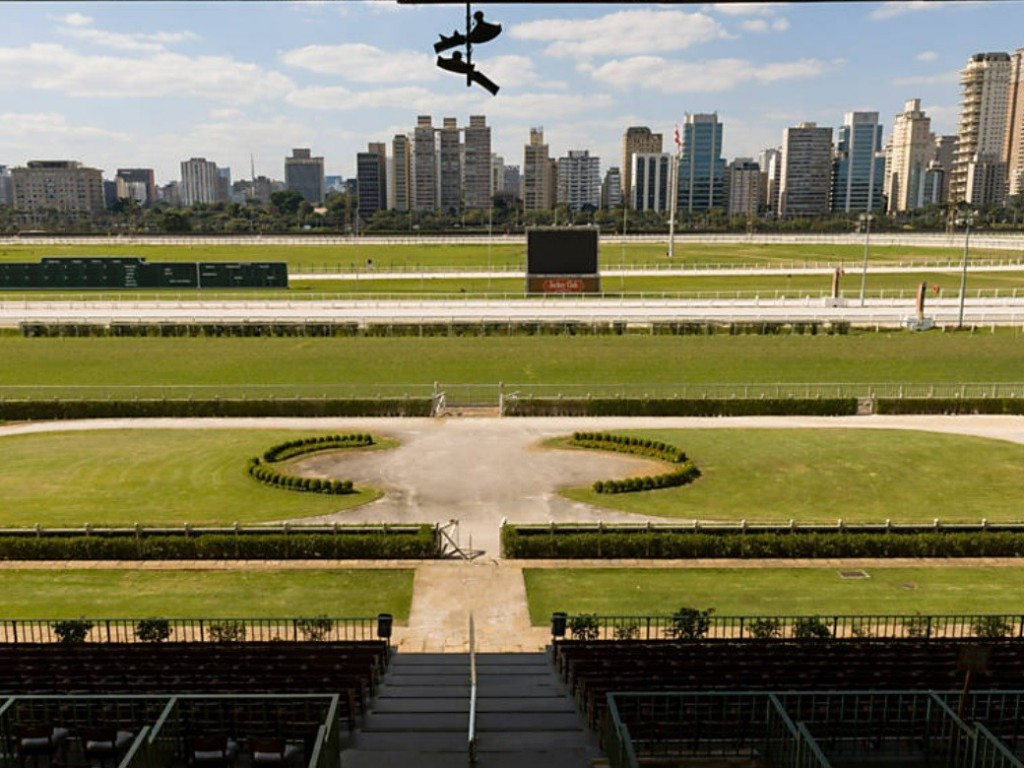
[673,123,681,149]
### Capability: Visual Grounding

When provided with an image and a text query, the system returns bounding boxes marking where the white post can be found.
[958,215,972,328]
[859,213,871,307]
[668,152,679,260]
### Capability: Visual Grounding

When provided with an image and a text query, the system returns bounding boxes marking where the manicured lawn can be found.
[0,429,389,526]
[523,567,1024,624]
[559,429,1024,523]
[2,333,1024,395]
[0,241,1011,271]
[0,569,413,620]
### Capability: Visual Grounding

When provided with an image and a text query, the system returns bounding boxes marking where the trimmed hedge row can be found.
[248,433,377,495]
[875,398,1024,415]
[500,527,1024,559]
[570,432,687,463]
[263,433,374,463]
[0,527,439,560]
[0,399,431,420]
[593,465,701,494]
[504,398,859,417]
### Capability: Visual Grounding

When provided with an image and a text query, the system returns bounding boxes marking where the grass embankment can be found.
[2,333,1023,395]
[523,567,1024,624]
[0,569,414,620]
[0,241,1013,271]
[0,430,390,526]
[558,429,1024,524]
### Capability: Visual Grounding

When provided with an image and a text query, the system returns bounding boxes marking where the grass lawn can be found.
[523,567,1024,624]
[0,241,1013,271]
[0,429,390,526]
[2,333,1024,395]
[558,429,1024,523]
[0,569,413,620]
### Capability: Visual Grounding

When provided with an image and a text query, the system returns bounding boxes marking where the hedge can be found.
[875,398,1024,415]
[247,434,376,495]
[0,399,431,420]
[0,526,439,560]
[568,432,701,494]
[500,526,1024,559]
[504,398,859,417]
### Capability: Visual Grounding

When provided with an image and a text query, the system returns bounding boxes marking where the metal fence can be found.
[0,616,386,644]
[556,612,1024,641]
[605,690,1024,768]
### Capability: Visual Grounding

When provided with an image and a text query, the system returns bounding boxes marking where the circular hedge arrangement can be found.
[247,434,375,495]
[569,431,701,494]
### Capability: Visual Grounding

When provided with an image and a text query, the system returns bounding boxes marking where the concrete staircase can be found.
[340,652,601,767]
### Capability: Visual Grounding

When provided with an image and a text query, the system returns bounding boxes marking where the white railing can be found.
[468,612,478,765]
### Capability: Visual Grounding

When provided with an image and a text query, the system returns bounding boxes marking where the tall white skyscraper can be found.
[557,150,601,211]
[463,115,492,210]
[630,152,672,212]
[180,157,220,206]
[952,52,1012,206]
[886,99,934,212]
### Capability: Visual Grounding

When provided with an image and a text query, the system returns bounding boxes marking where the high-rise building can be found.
[760,148,782,217]
[502,165,521,198]
[886,99,934,212]
[390,135,411,212]
[678,113,726,212]
[832,111,885,213]
[952,52,1012,206]
[217,168,231,205]
[622,126,663,207]
[778,123,833,218]
[933,135,957,204]
[325,176,346,196]
[357,143,387,220]
[438,117,461,214]
[284,148,325,205]
[0,165,13,206]
[922,161,947,207]
[12,160,106,218]
[412,116,437,212]
[490,154,504,203]
[1005,47,1024,198]
[557,150,601,211]
[463,115,492,210]
[180,158,221,206]
[523,128,552,211]
[114,169,156,206]
[727,158,762,219]
[602,167,622,209]
[631,153,672,212]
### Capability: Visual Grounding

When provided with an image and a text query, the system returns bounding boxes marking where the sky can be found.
[1,0,1023,185]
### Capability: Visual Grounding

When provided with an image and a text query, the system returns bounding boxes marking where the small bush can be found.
[208,620,247,643]
[613,621,640,640]
[747,617,782,639]
[296,615,334,641]
[667,607,714,639]
[972,615,1013,638]
[53,618,93,644]
[136,618,172,642]
[569,614,600,640]
[793,617,832,639]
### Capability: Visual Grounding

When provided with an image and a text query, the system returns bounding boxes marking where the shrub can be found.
[793,617,832,639]
[53,618,93,644]
[207,620,248,643]
[136,618,172,642]
[296,615,334,641]
[971,615,1013,638]
[613,621,640,640]
[569,614,600,640]
[904,613,931,638]
[505,398,858,418]
[747,617,782,639]
[666,607,714,639]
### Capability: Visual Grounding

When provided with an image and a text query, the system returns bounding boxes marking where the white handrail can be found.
[468,612,478,765]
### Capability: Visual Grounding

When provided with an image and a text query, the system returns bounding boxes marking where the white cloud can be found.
[892,70,958,86]
[56,12,94,27]
[742,19,769,33]
[772,18,790,31]
[0,44,294,104]
[915,51,939,62]
[0,112,129,142]
[287,84,474,112]
[708,3,788,16]
[484,55,561,90]
[590,56,833,94]
[869,1,978,21]
[484,93,614,120]
[510,9,728,59]
[281,43,439,83]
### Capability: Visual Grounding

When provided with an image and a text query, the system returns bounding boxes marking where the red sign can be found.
[541,278,585,293]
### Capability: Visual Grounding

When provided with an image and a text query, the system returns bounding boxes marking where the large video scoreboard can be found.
[525,228,600,294]
[0,257,289,290]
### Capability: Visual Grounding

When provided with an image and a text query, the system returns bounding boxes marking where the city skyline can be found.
[2,1,1023,183]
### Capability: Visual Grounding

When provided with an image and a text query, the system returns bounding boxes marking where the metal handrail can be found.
[468,612,478,765]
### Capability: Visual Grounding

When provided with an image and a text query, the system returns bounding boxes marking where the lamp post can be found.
[957,210,974,328]
[858,213,872,307]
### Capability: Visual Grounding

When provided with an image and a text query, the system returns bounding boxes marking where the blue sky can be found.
[1,1,1022,185]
